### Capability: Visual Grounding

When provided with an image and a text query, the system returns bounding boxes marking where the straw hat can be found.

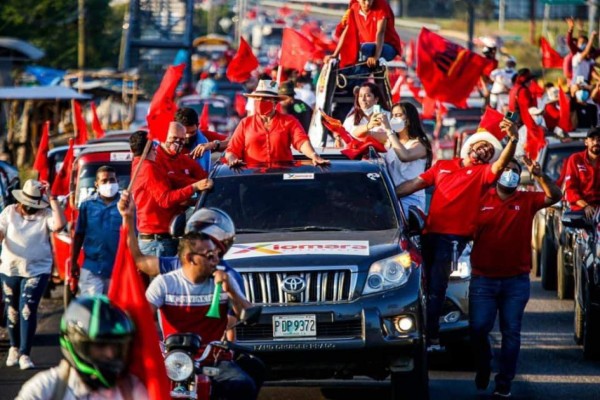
[12,179,49,209]
[243,79,284,99]
[460,131,503,162]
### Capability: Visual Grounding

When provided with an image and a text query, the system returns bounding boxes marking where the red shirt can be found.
[471,188,547,277]
[544,102,560,131]
[350,1,402,56]
[564,150,600,210]
[419,159,498,236]
[131,157,195,234]
[226,112,309,164]
[155,145,207,188]
[508,83,536,114]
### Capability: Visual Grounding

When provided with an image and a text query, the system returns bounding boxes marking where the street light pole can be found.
[78,0,85,93]
[467,0,475,51]
[499,0,505,31]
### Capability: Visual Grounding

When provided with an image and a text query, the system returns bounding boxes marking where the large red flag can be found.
[33,121,51,182]
[540,37,564,69]
[416,28,495,107]
[90,102,105,139]
[338,10,360,68]
[108,227,171,400]
[72,101,88,145]
[280,28,317,72]
[478,107,506,140]
[319,110,386,159]
[226,37,258,83]
[147,63,185,142]
[51,139,74,196]
[558,87,573,132]
[200,103,210,132]
[406,38,416,68]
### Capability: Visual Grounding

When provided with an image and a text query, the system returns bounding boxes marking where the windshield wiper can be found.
[276,226,348,232]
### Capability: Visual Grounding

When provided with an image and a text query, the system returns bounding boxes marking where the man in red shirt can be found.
[469,158,561,397]
[225,80,329,167]
[564,127,600,220]
[155,121,208,188]
[395,121,519,351]
[129,130,213,257]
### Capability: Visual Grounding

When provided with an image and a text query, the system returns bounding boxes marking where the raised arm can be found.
[491,119,519,175]
[396,177,428,198]
[523,156,562,206]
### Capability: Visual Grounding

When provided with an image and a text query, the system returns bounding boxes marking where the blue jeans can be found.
[422,233,469,342]
[211,360,257,400]
[359,43,398,62]
[469,274,531,389]
[138,237,178,257]
[0,273,49,355]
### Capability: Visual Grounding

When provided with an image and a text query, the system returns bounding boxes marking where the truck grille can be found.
[240,267,357,304]
[236,320,362,341]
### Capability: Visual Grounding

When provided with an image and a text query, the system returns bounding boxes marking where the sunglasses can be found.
[189,251,219,262]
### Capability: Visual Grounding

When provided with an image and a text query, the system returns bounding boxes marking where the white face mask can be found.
[533,115,544,126]
[98,183,119,198]
[498,170,520,188]
[390,117,406,132]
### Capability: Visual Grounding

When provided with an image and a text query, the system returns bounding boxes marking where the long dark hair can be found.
[393,102,433,170]
[352,82,385,126]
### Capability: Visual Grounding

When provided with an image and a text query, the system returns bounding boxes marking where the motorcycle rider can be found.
[16,295,148,399]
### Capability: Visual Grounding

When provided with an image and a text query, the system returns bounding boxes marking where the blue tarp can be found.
[24,66,65,86]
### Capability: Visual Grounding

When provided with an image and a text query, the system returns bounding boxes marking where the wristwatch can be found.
[510,137,519,144]
[213,140,221,151]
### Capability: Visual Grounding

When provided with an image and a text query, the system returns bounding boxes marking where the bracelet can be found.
[510,137,518,144]
[213,140,221,151]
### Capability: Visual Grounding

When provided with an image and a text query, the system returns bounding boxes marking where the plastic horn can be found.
[206,282,222,318]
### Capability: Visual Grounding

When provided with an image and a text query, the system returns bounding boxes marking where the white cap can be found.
[481,37,497,49]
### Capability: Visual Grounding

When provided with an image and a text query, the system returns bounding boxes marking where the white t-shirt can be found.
[384,138,427,212]
[343,110,391,138]
[0,205,56,277]
[571,53,594,84]
[490,68,515,94]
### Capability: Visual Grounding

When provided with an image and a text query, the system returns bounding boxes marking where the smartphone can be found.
[373,104,382,114]
[505,111,519,123]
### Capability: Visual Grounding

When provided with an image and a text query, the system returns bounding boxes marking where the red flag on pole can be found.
[200,103,210,132]
[226,37,258,83]
[338,10,360,68]
[406,38,416,68]
[51,139,74,196]
[319,110,386,159]
[234,92,247,117]
[540,37,564,69]
[90,102,105,138]
[478,106,506,140]
[108,227,171,400]
[72,101,88,145]
[147,63,186,142]
[558,87,573,132]
[33,121,51,182]
[416,28,495,107]
[280,28,317,72]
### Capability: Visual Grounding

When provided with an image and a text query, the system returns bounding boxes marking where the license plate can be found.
[273,314,317,338]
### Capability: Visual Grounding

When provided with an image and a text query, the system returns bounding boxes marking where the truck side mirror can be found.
[169,213,187,238]
[407,205,425,236]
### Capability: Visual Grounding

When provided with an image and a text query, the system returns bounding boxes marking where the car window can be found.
[76,162,131,206]
[204,172,399,232]
[543,146,584,181]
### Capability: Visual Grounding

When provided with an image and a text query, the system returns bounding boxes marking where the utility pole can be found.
[499,0,505,31]
[467,0,476,51]
[77,0,85,93]
[529,0,536,45]
[589,0,597,35]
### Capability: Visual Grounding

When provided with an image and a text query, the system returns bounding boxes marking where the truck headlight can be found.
[164,351,194,382]
[363,252,412,294]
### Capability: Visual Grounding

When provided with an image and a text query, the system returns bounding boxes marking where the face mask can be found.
[576,90,590,103]
[498,170,520,189]
[22,205,38,215]
[505,68,514,73]
[98,183,119,198]
[362,106,374,115]
[533,115,544,126]
[390,117,406,132]
[580,43,587,51]
[167,141,183,154]
[255,100,276,116]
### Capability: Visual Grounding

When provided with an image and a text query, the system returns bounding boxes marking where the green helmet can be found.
[60,295,135,389]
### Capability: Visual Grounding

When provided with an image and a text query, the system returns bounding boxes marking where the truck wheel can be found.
[557,245,574,300]
[390,344,429,400]
[540,236,557,291]
[583,289,600,360]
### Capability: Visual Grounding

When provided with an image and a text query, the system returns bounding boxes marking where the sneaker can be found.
[6,347,19,367]
[492,383,512,398]
[19,355,35,370]
[475,368,491,391]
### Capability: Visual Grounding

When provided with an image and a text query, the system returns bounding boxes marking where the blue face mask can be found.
[576,90,590,103]
[498,170,520,189]
[580,43,588,51]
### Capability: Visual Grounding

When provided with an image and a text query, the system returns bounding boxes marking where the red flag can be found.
[226,37,258,83]
[200,103,210,132]
[51,139,74,196]
[147,63,185,142]
[280,28,317,72]
[72,101,88,145]
[416,28,495,107]
[33,121,51,182]
[234,92,247,117]
[319,110,386,159]
[529,79,545,98]
[558,88,573,132]
[421,97,436,120]
[108,227,171,400]
[406,39,416,67]
[478,107,506,140]
[339,10,360,68]
[540,37,564,69]
[90,102,105,138]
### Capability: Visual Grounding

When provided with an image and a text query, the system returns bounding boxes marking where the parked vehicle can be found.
[177,95,239,134]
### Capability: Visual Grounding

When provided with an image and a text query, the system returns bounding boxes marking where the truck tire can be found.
[540,236,557,291]
[390,343,429,400]
[557,245,574,300]
[583,289,600,360]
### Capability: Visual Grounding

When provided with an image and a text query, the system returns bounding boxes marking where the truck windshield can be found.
[76,162,132,207]
[204,171,399,232]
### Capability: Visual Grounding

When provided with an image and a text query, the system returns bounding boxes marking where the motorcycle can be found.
[162,306,262,399]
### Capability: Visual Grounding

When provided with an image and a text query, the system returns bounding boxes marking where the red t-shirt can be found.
[350,1,402,56]
[564,150,600,210]
[226,112,309,165]
[471,188,547,277]
[419,159,498,236]
[131,157,194,234]
[155,145,207,188]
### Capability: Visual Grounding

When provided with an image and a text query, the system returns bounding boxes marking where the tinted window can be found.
[204,172,399,232]
[76,162,131,206]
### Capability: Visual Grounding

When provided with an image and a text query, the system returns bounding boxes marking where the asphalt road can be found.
[1,277,599,400]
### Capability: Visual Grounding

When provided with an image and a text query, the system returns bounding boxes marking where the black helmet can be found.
[60,296,135,389]
[184,208,236,253]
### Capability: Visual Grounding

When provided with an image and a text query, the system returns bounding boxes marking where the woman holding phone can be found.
[342,82,390,144]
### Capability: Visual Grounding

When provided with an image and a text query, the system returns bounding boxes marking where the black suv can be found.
[193,153,469,400]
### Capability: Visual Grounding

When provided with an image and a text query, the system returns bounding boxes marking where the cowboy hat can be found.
[460,131,503,162]
[243,79,285,99]
[12,179,49,209]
